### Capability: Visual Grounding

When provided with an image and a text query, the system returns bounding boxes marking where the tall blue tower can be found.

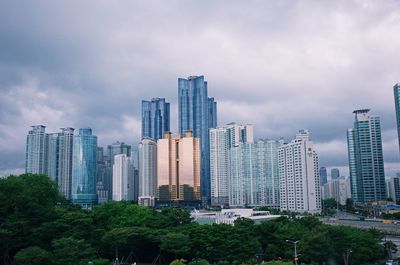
[72,128,98,207]
[393,83,400,154]
[178,76,217,202]
[347,109,386,203]
[141,98,170,141]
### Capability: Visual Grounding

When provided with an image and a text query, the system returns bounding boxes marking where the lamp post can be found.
[343,250,352,265]
[286,240,299,265]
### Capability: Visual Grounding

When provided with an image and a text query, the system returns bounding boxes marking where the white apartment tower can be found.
[279,130,321,214]
[113,154,130,201]
[138,138,157,206]
[210,123,254,206]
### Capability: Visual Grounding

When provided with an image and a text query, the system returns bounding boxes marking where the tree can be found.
[170,259,187,265]
[14,246,53,265]
[161,233,191,259]
[52,237,96,265]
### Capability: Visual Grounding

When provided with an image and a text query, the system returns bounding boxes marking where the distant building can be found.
[209,123,253,206]
[394,83,400,154]
[347,109,386,203]
[322,176,352,205]
[96,147,109,204]
[72,128,97,207]
[105,141,131,200]
[141,98,170,141]
[179,75,217,202]
[319,167,327,186]
[386,176,400,204]
[279,130,321,214]
[25,125,47,175]
[138,138,157,207]
[112,154,131,201]
[331,168,340,180]
[157,131,201,202]
[56,128,75,200]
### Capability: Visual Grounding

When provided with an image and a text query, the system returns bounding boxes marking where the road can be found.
[321,214,400,259]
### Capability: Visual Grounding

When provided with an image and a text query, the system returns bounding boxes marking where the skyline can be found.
[1,1,400,177]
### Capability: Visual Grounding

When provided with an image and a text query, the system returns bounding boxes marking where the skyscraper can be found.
[105,141,131,200]
[157,131,201,202]
[319,167,328,186]
[394,83,400,153]
[386,176,400,204]
[113,154,130,201]
[209,123,253,206]
[141,98,170,141]
[261,139,283,208]
[138,138,157,206]
[178,75,217,202]
[279,130,321,213]
[57,128,75,200]
[72,128,97,207]
[331,168,340,180]
[347,109,386,203]
[25,125,47,175]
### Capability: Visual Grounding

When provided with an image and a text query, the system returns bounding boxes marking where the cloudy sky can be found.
[1,1,400,177]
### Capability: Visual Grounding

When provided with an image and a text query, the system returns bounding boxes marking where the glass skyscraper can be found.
[72,128,98,207]
[178,76,217,201]
[319,167,328,186]
[331,168,340,180]
[347,109,386,203]
[394,83,400,153]
[142,98,170,141]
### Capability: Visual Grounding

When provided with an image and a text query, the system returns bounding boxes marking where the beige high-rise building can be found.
[157,131,201,201]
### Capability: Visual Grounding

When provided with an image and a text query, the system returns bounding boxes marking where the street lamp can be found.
[343,250,352,265]
[286,240,300,265]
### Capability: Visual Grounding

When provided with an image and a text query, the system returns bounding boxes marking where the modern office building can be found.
[25,125,47,175]
[138,138,157,206]
[319,167,328,186]
[279,130,321,214]
[112,154,130,201]
[331,168,340,180]
[141,98,170,141]
[209,123,253,206]
[96,147,109,204]
[178,75,217,202]
[394,83,400,153]
[386,176,400,204]
[72,128,98,207]
[347,109,386,203]
[157,131,201,202]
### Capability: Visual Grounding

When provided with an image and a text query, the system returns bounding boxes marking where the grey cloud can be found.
[0,0,400,175]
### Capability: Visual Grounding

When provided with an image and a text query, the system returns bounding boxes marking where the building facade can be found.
[279,130,321,214]
[347,109,386,203]
[178,75,217,202]
[138,138,157,206]
[157,131,201,202]
[112,154,130,201]
[209,123,253,206]
[331,168,340,180]
[72,128,98,207]
[386,176,400,204]
[57,128,75,200]
[141,98,170,141]
[394,83,400,154]
[319,167,328,186]
[322,176,352,205]
[25,125,47,175]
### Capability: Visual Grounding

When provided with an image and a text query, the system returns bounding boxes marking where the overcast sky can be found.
[1,1,400,177]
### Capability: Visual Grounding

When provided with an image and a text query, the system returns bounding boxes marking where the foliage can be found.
[14,246,53,265]
[170,259,187,265]
[0,174,387,265]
